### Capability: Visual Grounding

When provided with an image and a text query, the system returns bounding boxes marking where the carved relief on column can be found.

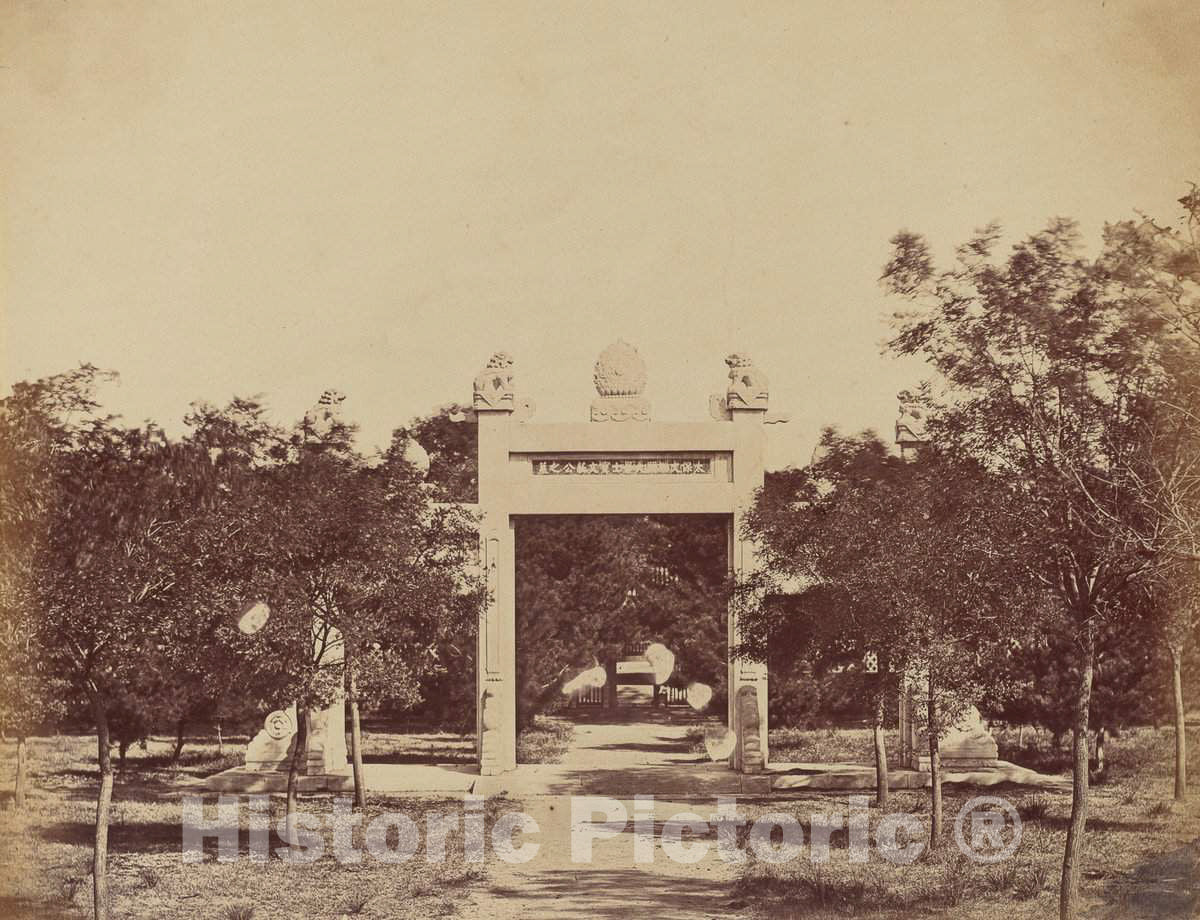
[736,685,765,773]
[479,687,502,774]
[591,340,650,421]
[474,352,515,410]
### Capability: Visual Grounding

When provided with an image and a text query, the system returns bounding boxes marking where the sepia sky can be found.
[3,1,1199,469]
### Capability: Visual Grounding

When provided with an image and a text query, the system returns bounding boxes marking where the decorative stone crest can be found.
[725,353,769,410]
[473,352,515,410]
[591,340,650,421]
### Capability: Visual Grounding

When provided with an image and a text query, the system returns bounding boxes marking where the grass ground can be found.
[0,733,519,920]
[686,725,889,764]
[515,716,574,764]
[1,723,1195,918]
[731,726,1200,919]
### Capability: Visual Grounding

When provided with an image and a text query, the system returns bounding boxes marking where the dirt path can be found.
[471,711,749,919]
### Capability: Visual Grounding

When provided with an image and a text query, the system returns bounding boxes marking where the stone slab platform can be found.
[205,763,477,794]
[767,760,1069,791]
[206,759,1067,796]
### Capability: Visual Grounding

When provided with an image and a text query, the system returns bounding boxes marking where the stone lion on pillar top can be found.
[725,353,769,410]
[473,351,515,410]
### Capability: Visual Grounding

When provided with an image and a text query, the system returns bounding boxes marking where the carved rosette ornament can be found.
[473,352,515,410]
[591,339,650,422]
[264,709,295,741]
[725,353,769,410]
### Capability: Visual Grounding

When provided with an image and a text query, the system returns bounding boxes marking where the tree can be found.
[9,368,236,920]
[0,367,105,806]
[883,215,1171,917]
[403,404,478,503]
[742,429,1036,827]
[187,393,483,813]
[986,613,1162,764]
[1101,187,1200,802]
[284,426,481,808]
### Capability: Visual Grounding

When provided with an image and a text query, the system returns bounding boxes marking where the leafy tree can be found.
[0,366,109,806]
[883,214,1172,917]
[187,394,483,813]
[1101,187,1200,801]
[7,367,236,920]
[403,404,478,503]
[742,430,1036,829]
[988,614,1162,772]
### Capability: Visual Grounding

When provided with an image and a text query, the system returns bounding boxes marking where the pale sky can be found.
[4,1,1199,469]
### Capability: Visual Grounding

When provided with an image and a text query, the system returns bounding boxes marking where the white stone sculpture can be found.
[591,339,650,421]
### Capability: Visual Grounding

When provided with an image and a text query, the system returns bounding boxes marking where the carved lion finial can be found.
[725,353,769,410]
[302,389,347,441]
[474,352,515,410]
[895,389,929,459]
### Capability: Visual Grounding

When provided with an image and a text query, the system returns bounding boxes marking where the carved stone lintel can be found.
[725,354,769,410]
[473,352,515,410]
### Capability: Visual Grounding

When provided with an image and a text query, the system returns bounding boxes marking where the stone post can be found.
[474,352,518,775]
[725,353,769,773]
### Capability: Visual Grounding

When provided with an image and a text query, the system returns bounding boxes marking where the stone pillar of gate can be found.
[474,352,518,775]
[724,353,770,773]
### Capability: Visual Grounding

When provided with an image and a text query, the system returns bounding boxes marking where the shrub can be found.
[1018,795,1051,822]
[986,860,1021,893]
[1013,864,1049,900]
[1149,800,1174,819]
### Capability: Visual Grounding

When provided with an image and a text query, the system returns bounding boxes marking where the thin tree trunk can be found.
[216,721,223,756]
[91,695,113,920]
[1094,726,1106,778]
[605,659,618,709]
[873,695,890,809]
[1017,724,1025,748]
[14,735,28,809]
[117,739,128,768]
[285,708,308,858]
[171,717,187,764]
[1059,627,1095,920]
[346,650,367,810]
[927,684,941,848]
[1171,645,1187,802]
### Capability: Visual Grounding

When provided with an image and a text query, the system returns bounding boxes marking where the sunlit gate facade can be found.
[470,344,775,776]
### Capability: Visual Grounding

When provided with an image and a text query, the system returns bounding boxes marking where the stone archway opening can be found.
[512,512,732,749]
[473,342,781,778]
